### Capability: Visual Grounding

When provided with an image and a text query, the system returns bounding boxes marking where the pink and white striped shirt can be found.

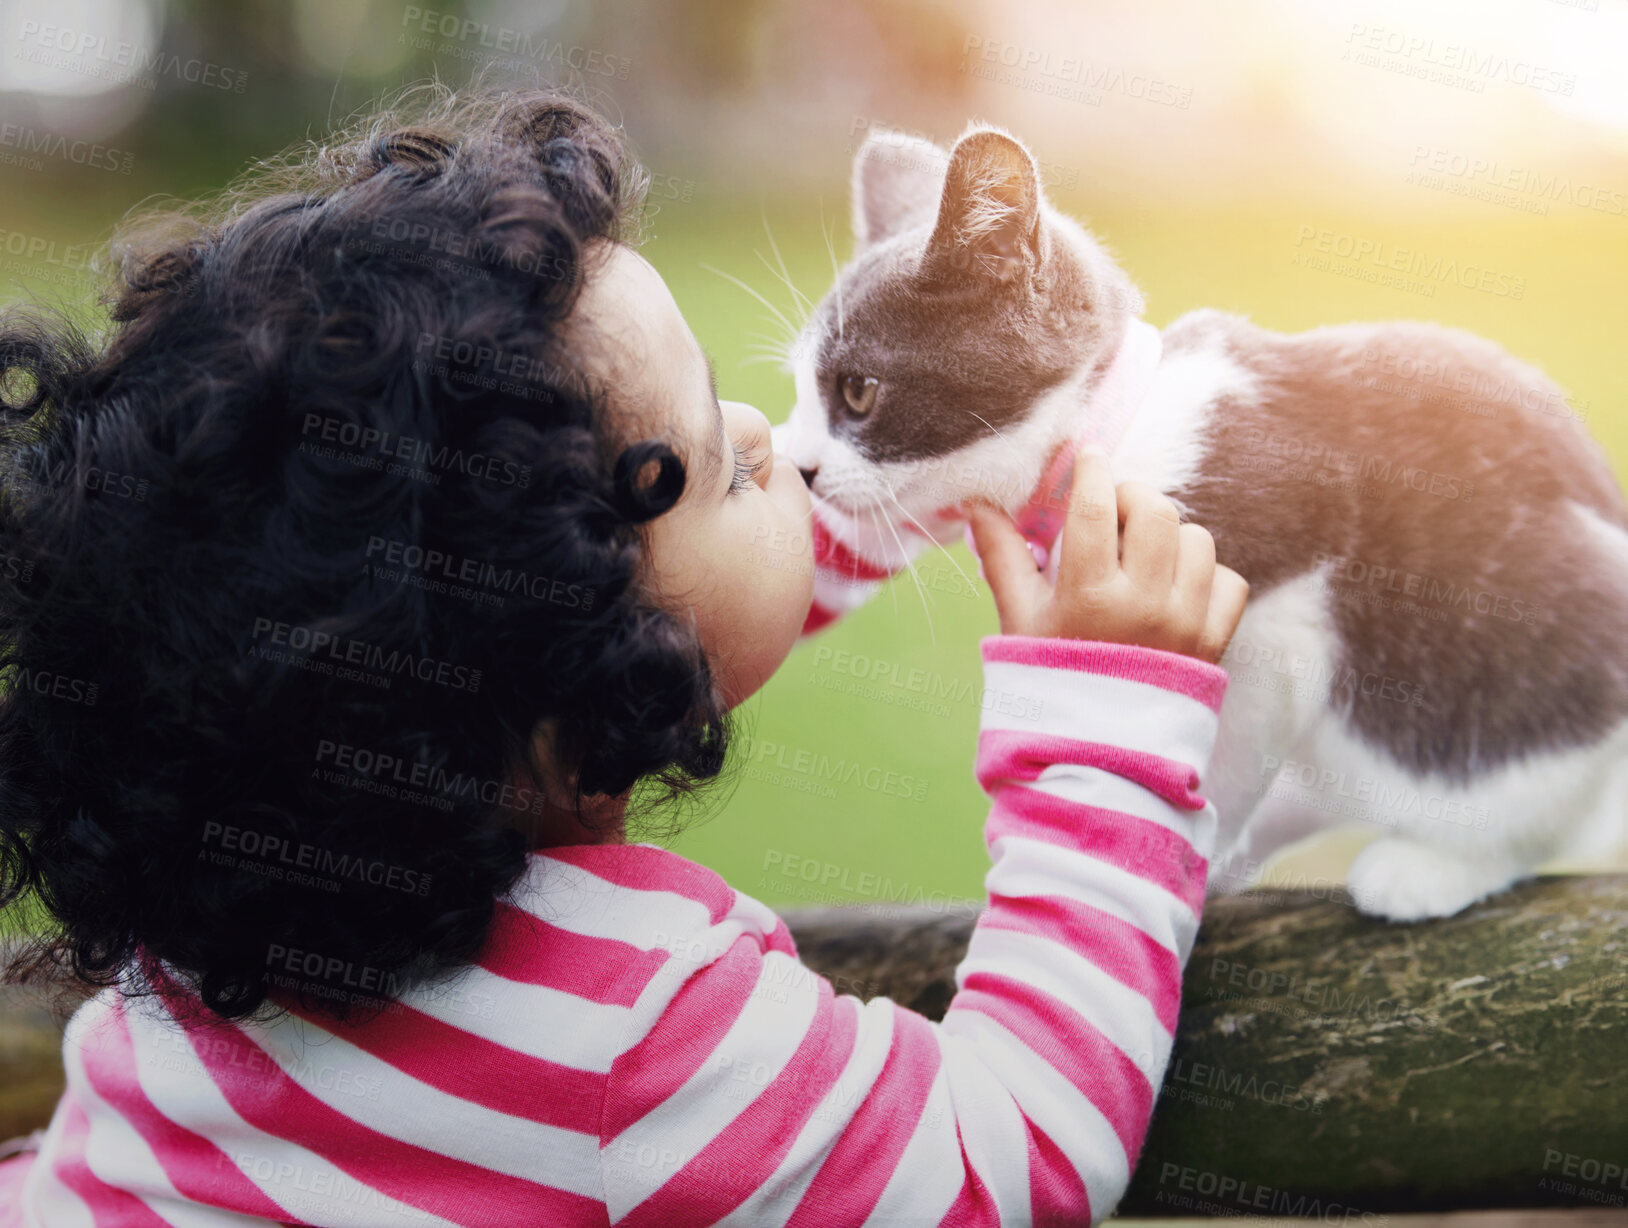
[4,631,1226,1226]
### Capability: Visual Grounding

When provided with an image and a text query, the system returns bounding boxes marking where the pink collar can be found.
[1009,317,1162,559]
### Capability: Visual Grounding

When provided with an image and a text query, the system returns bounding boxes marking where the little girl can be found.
[0,86,1246,1226]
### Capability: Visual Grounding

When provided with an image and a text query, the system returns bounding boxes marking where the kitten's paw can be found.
[1346,838,1519,921]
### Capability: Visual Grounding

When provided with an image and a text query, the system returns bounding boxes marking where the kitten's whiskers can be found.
[743,330,794,369]
[880,480,980,600]
[700,263,799,350]
[965,410,1021,460]
[868,488,936,643]
[860,497,902,619]
[759,209,814,326]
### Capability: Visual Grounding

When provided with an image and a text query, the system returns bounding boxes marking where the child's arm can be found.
[597,457,1249,1226]
[597,636,1225,1226]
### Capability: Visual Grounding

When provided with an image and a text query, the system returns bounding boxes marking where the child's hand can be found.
[966,449,1249,664]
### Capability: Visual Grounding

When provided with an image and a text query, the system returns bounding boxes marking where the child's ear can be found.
[923,125,1045,285]
[851,128,950,249]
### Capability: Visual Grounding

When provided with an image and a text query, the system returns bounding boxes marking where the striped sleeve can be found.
[597,634,1228,1226]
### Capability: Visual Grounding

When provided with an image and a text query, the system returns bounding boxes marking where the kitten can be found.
[774,123,1628,920]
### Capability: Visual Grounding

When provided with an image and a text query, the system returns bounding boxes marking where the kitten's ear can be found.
[851,129,950,249]
[923,126,1043,284]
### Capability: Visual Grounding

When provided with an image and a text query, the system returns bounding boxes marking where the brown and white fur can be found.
[776,123,1628,920]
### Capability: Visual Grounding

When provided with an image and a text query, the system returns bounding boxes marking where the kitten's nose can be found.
[798,466,818,488]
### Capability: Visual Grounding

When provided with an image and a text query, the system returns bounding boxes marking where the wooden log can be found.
[3,877,1626,1219]
[782,876,1628,1218]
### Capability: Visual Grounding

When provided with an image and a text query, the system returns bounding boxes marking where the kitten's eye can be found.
[839,374,879,418]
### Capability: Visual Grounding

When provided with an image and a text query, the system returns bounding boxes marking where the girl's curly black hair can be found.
[0,84,730,1023]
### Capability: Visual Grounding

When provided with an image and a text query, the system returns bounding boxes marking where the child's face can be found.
[573,241,814,708]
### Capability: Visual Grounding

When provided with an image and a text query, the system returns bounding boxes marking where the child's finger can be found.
[1198,565,1250,663]
[1174,521,1216,613]
[1118,482,1182,590]
[1053,447,1118,593]
[967,503,1045,629]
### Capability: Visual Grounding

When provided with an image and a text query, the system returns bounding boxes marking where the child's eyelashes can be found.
[730,439,769,494]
